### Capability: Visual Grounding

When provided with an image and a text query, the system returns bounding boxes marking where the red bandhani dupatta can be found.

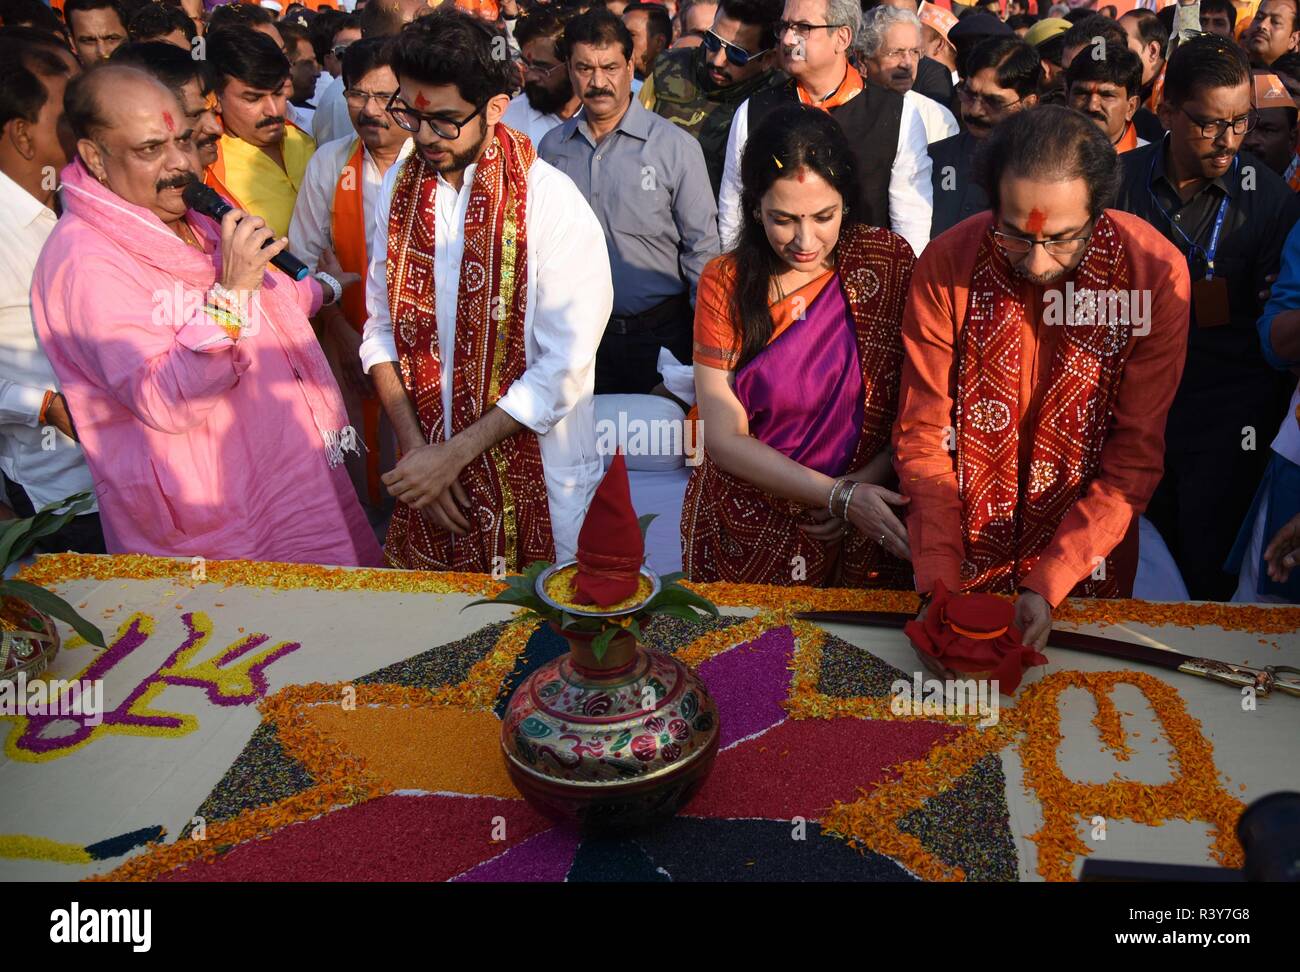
[383,125,554,572]
[681,224,912,588]
[956,213,1136,597]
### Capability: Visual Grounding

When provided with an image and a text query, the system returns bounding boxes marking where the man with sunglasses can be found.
[641,0,784,195]
[1115,34,1300,600]
[928,36,1039,239]
[717,0,933,256]
[896,107,1191,650]
[501,8,582,146]
[360,9,613,572]
[289,38,412,515]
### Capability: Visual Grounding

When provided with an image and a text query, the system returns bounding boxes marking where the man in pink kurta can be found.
[31,66,381,566]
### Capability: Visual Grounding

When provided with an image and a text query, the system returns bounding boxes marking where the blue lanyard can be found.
[1146,150,1235,279]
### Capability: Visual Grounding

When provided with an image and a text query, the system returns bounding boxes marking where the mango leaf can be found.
[646,603,712,622]
[637,513,657,541]
[623,617,645,643]
[0,579,105,647]
[590,626,617,662]
[658,571,686,586]
[0,492,96,568]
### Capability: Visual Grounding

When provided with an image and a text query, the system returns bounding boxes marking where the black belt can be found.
[607,293,690,335]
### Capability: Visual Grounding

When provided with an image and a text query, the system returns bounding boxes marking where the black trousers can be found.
[594,302,694,397]
[3,473,107,555]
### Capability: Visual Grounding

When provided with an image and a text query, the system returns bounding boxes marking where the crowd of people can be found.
[2,0,1300,648]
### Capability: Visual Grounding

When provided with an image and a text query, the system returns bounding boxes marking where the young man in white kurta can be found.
[359,134,611,564]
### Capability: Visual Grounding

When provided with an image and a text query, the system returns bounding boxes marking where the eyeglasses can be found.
[1179,105,1258,139]
[773,20,846,39]
[701,29,771,67]
[345,88,398,108]
[992,227,1094,261]
[956,81,1025,113]
[387,93,487,139]
[878,47,924,63]
[521,57,564,77]
[331,44,352,60]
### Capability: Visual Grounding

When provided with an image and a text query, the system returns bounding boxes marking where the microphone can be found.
[182,181,310,281]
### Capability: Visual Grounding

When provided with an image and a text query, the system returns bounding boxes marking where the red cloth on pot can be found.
[572,453,644,606]
[903,580,1047,695]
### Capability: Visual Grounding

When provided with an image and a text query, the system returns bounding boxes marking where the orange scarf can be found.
[331,138,384,506]
[1115,121,1139,154]
[796,65,864,112]
[203,140,247,212]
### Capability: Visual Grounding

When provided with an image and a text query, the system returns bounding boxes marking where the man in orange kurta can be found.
[893,106,1190,649]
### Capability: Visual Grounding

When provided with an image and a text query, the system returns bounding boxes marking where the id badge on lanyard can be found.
[1149,153,1234,328]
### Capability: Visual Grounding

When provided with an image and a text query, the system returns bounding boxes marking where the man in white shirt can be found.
[314,3,403,148]
[716,0,933,255]
[360,9,612,571]
[0,44,103,550]
[501,7,582,145]
[858,5,958,145]
[290,37,412,514]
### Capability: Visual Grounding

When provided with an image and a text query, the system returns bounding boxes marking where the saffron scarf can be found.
[681,223,912,588]
[383,125,554,572]
[956,213,1136,597]
[330,137,384,505]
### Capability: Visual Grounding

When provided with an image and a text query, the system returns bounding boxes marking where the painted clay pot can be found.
[0,596,60,686]
[500,566,720,831]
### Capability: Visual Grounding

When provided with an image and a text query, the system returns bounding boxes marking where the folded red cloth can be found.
[903,580,1048,695]
[573,453,644,606]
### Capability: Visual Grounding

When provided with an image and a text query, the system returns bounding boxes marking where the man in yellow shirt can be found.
[205,26,315,239]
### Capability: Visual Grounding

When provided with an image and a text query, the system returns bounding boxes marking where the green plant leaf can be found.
[624,617,645,643]
[637,513,657,541]
[0,491,96,568]
[0,579,105,647]
[590,626,617,662]
[646,603,712,622]
[657,571,686,585]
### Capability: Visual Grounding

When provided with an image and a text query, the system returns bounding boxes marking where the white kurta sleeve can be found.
[359,162,400,373]
[716,97,749,251]
[287,141,338,273]
[888,96,934,258]
[495,161,612,437]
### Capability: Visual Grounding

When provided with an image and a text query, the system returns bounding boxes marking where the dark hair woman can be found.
[681,103,915,587]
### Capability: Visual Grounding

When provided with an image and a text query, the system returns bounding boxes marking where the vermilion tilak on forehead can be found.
[413,92,430,109]
[1026,207,1047,235]
[163,111,175,132]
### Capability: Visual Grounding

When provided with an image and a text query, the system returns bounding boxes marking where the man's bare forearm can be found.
[448,406,525,466]
[370,362,425,453]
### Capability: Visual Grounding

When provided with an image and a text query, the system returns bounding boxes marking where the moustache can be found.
[256,116,286,129]
[156,172,196,192]
[584,88,614,99]
[358,116,390,129]
[197,131,220,147]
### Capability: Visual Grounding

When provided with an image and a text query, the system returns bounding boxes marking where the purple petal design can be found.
[453,826,580,882]
[695,625,795,749]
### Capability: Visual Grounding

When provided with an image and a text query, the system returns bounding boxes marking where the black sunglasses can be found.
[700,29,770,67]
[387,93,487,139]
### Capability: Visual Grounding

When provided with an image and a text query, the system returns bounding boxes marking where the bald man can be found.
[30,66,381,566]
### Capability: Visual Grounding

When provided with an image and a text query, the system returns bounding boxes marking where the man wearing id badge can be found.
[1115,34,1300,600]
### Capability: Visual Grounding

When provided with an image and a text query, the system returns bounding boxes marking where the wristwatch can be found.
[314,271,343,306]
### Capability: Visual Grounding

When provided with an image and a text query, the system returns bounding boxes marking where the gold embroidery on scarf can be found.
[487,199,521,570]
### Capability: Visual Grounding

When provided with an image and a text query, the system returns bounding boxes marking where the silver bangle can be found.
[314,271,343,306]
[839,481,859,520]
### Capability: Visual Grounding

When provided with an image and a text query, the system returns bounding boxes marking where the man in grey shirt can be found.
[540,8,720,397]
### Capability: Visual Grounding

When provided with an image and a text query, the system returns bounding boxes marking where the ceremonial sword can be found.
[792,609,1300,699]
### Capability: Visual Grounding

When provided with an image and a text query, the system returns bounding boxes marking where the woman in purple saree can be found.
[681,105,915,587]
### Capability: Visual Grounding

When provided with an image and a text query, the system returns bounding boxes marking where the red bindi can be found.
[795,168,806,183]
[413,92,430,109]
[162,110,175,132]
[1026,208,1047,235]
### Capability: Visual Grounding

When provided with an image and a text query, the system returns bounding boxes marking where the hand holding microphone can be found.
[182,181,310,285]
